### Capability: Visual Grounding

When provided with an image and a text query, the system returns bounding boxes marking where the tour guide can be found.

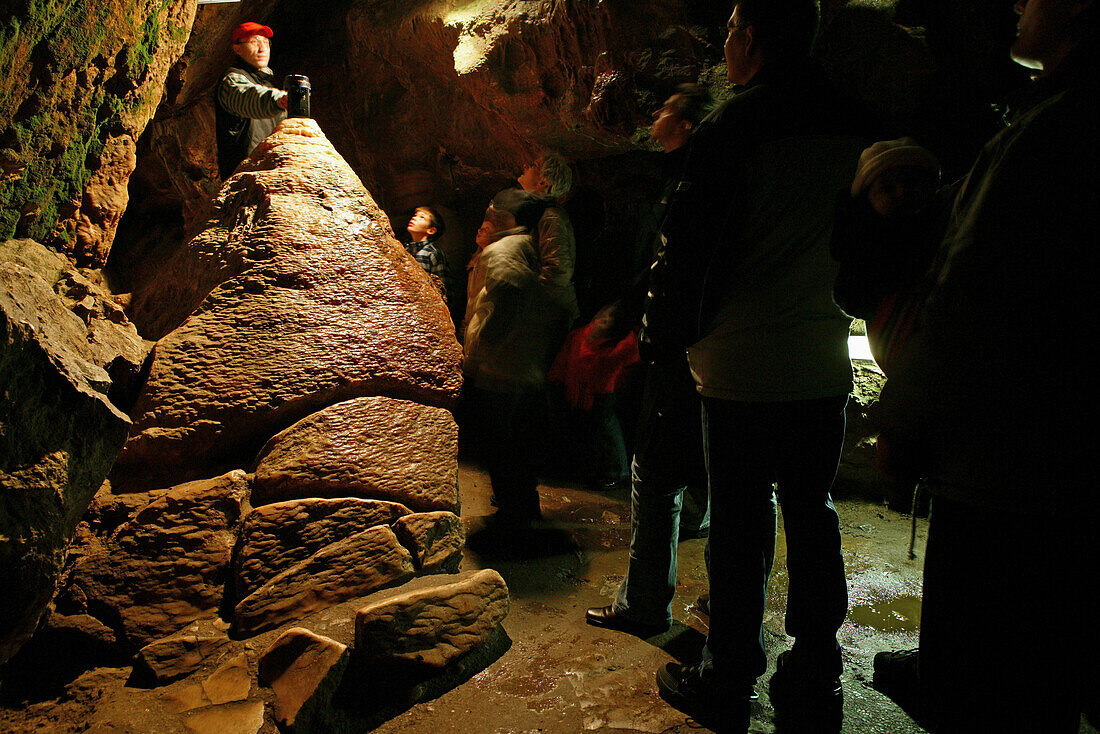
[216,21,288,179]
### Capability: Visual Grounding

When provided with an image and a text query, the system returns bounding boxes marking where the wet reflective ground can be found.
[373,462,936,734]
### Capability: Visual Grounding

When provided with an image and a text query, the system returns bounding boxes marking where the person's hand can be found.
[277,93,288,110]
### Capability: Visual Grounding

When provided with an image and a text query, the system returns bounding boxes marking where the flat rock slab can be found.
[394,511,465,574]
[181,700,265,734]
[259,627,349,730]
[252,396,459,512]
[355,569,509,668]
[120,118,463,480]
[135,627,233,685]
[234,525,415,636]
[234,497,412,599]
[161,652,251,713]
[0,261,131,663]
[64,471,250,649]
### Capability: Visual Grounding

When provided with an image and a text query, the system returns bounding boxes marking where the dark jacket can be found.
[876,43,1100,514]
[215,62,287,179]
[648,58,875,399]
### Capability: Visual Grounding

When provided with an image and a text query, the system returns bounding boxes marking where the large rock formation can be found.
[30,118,495,729]
[118,118,463,480]
[0,251,132,663]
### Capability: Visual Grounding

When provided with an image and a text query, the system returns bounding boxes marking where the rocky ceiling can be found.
[2,0,1023,285]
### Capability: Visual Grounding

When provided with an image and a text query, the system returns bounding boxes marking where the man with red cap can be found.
[216,21,288,179]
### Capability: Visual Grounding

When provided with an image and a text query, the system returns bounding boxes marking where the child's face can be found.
[407,209,436,241]
[868,166,937,219]
[475,220,497,249]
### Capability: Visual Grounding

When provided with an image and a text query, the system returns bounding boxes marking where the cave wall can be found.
[0,0,198,266]
[1,0,1033,671]
[109,0,736,304]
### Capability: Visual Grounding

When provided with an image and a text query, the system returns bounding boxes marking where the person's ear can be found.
[427,226,438,236]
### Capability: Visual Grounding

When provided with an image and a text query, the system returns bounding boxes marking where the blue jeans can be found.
[700,394,848,687]
[613,362,710,624]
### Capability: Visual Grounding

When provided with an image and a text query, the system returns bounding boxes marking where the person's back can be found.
[464,228,550,391]
[681,59,871,400]
[464,191,554,393]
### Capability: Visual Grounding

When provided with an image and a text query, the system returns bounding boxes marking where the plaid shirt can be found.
[405,240,453,300]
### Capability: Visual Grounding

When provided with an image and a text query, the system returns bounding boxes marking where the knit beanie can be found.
[851,137,940,197]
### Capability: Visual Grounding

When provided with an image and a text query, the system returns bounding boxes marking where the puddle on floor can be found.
[848,594,922,632]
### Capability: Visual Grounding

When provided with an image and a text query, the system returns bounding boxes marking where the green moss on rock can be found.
[0,0,186,258]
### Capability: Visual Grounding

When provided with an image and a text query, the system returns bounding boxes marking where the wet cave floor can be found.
[378,462,932,734]
[6,461,1097,733]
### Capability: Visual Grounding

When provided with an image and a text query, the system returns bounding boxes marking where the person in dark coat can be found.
[871,1,1100,731]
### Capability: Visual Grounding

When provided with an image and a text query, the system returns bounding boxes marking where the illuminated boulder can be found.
[119,119,463,480]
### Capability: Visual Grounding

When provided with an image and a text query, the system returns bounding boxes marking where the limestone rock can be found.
[234,525,415,636]
[162,652,251,713]
[1,239,151,408]
[182,700,265,734]
[0,0,197,264]
[394,511,465,574]
[355,569,509,668]
[0,262,131,663]
[258,627,349,730]
[135,628,233,684]
[252,396,459,513]
[120,119,463,480]
[63,471,249,649]
[234,497,412,600]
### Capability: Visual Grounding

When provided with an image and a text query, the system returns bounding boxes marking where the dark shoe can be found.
[770,650,843,732]
[656,662,754,732]
[696,592,710,618]
[585,605,669,637]
[872,649,931,725]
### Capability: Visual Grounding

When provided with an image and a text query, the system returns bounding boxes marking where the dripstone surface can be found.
[135,628,233,685]
[120,119,463,480]
[355,569,509,668]
[61,471,250,650]
[234,525,416,636]
[252,396,459,512]
[394,511,466,574]
[233,497,412,599]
